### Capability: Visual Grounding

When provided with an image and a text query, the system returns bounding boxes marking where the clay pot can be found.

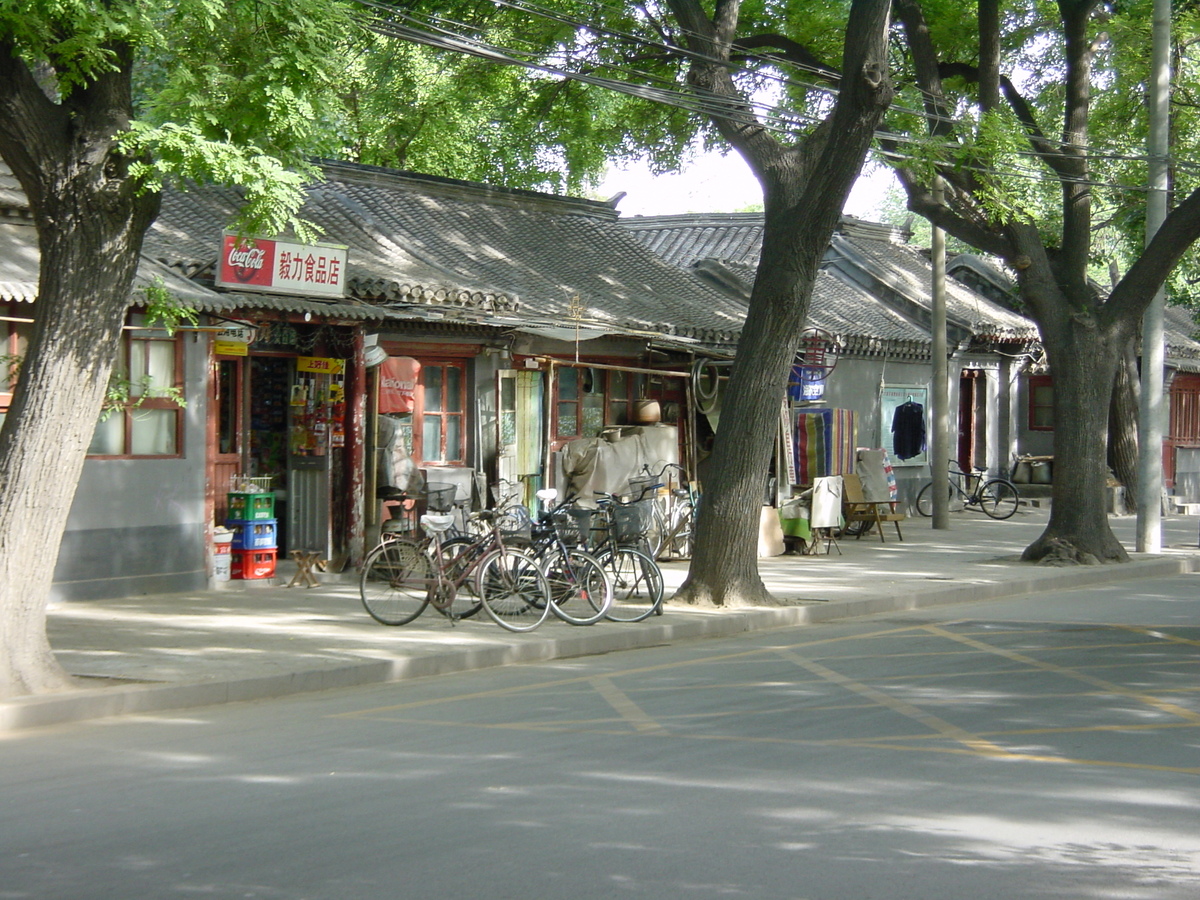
[632,399,661,423]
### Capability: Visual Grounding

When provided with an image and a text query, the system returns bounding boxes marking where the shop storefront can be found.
[209,235,366,570]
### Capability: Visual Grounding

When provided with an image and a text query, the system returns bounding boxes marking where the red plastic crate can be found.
[230,549,277,580]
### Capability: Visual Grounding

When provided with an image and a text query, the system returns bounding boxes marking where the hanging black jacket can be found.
[891,401,926,460]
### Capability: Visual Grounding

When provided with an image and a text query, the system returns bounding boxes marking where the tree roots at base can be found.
[673,578,776,609]
[1021,535,1130,566]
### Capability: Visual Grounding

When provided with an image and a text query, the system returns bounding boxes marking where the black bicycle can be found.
[916,464,1020,520]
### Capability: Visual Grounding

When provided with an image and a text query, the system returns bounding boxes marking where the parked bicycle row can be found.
[359,477,670,633]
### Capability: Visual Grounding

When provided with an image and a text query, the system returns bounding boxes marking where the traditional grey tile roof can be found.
[620,212,765,267]
[1165,304,1200,370]
[0,164,29,219]
[826,235,1040,343]
[619,209,1035,347]
[693,258,931,360]
[143,161,746,347]
[620,212,910,268]
[0,205,383,322]
[948,247,1200,363]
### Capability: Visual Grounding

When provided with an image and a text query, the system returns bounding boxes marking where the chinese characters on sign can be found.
[216,235,347,299]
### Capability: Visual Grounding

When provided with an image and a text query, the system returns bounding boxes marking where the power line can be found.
[350,0,1200,198]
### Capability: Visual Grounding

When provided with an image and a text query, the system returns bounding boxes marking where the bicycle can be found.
[586,488,666,622]
[916,464,1020,519]
[515,489,614,626]
[359,508,553,633]
[639,462,697,560]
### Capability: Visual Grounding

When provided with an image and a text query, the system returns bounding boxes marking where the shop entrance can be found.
[217,354,349,560]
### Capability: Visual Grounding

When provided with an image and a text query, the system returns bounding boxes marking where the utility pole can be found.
[1136,0,1170,553]
[931,177,950,528]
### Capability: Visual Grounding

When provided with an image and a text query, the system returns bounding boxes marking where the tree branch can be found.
[892,158,1014,259]
[0,41,66,212]
[938,61,1068,174]
[1106,186,1200,322]
[730,33,839,83]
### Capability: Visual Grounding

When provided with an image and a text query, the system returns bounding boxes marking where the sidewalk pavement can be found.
[5,506,1199,734]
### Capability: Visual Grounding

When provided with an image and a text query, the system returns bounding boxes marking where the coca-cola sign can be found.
[217,234,347,299]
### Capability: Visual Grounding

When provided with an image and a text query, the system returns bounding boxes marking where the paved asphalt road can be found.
[4,573,1199,900]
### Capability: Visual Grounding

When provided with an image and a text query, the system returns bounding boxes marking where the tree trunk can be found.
[1022,317,1130,564]
[0,47,159,696]
[673,0,893,605]
[679,204,824,606]
[1108,336,1140,498]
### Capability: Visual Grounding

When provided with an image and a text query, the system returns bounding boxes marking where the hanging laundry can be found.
[891,399,926,460]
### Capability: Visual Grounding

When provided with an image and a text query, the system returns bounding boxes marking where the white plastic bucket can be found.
[213,531,234,582]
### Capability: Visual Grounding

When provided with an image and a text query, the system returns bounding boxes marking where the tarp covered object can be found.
[856,448,897,502]
[793,408,857,484]
[558,424,678,503]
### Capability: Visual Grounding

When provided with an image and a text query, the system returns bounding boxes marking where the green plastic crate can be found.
[227,492,275,521]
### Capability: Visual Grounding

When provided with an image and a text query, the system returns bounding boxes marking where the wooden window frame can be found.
[1028,374,1054,432]
[413,358,468,466]
[1169,373,1200,445]
[1,304,31,415]
[87,326,185,459]
[552,363,660,445]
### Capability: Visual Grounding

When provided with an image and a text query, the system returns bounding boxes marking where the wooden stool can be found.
[287,550,325,588]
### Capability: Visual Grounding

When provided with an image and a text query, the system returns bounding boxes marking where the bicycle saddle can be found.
[420,514,456,534]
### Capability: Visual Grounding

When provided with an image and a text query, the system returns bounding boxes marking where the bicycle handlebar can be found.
[641,462,688,482]
[595,482,663,504]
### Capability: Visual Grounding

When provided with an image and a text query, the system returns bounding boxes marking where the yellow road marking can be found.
[357,714,1200,775]
[588,676,667,734]
[923,624,1200,724]
[332,622,935,718]
[774,648,1016,757]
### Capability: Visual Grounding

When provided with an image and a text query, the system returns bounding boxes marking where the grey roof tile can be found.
[692,258,931,356]
[827,235,1039,340]
[620,210,1037,345]
[143,162,745,346]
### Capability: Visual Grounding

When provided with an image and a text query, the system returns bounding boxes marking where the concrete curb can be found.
[4,554,1197,735]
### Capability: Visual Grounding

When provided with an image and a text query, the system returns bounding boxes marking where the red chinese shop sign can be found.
[216,235,347,299]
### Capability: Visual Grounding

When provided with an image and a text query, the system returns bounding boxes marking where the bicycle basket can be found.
[625,476,660,502]
[611,500,651,543]
[423,483,457,512]
[494,504,532,539]
[551,508,595,547]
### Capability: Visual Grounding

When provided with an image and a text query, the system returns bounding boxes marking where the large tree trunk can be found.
[892,1,1200,566]
[1017,254,1128,564]
[1108,336,1140,498]
[680,198,827,605]
[0,45,159,695]
[671,0,893,605]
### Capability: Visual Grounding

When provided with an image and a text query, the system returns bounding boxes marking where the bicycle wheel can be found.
[476,549,553,632]
[978,479,1020,519]
[437,536,485,619]
[359,539,433,626]
[915,482,955,517]
[661,502,695,559]
[597,546,664,623]
[643,502,666,560]
[542,548,612,626]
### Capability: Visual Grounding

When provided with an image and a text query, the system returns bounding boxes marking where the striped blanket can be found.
[793,408,858,484]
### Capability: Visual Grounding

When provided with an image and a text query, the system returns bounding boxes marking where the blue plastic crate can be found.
[227,518,278,550]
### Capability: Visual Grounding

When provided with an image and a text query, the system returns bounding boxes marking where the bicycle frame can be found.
[640,462,696,559]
